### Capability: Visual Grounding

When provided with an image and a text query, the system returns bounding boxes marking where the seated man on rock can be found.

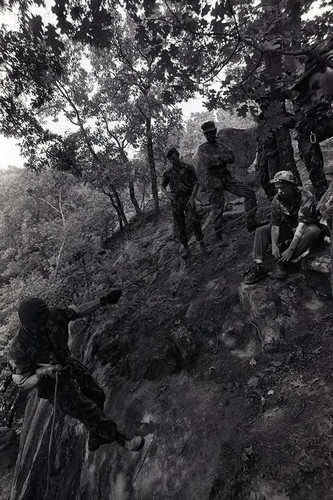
[7,294,145,453]
[244,170,321,284]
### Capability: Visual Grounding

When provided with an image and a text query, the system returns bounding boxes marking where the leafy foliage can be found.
[122,0,333,113]
[1,0,332,210]
[0,167,120,348]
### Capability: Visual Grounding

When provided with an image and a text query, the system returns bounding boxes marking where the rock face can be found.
[239,263,331,350]
[8,198,333,500]
[9,371,249,500]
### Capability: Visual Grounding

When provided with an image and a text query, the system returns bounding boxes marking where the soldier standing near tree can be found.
[293,84,332,201]
[293,36,333,201]
[198,121,267,245]
[252,89,303,201]
[161,147,209,258]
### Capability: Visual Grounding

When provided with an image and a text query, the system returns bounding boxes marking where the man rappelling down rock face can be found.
[7,294,145,453]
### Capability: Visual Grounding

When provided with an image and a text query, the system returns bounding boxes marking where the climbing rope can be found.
[43,371,59,500]
[122,199,269,291]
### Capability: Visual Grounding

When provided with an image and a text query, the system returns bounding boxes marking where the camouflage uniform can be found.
[294,90,333,200]
[7,307,120,444]
[162,161,204,246]
[198,139,257,235]
[253,187,321,261]
[256,110,301,199]
[256,139,279,200]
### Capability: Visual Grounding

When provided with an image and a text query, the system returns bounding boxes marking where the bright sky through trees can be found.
[0,0,326,169]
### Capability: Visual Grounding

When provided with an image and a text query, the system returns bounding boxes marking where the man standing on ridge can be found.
[198,121,266,244]
[292,35,333,201]
[162,147,209,258]
[293,83,331,201]
[7,293,145,453]
[243,170,321,285]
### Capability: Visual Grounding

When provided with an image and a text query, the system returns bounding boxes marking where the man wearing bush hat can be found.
[198,120,266,244]
[7,292,145,453]
[244,170,321,284]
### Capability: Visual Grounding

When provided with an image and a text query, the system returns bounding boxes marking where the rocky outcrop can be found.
[9,369,250,500]
[7,195,333,500]
[239,259,332,350]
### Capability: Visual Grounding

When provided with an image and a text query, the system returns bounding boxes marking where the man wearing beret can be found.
[243,170,321,284]
[198,121,266,244]
[7,292,145,453]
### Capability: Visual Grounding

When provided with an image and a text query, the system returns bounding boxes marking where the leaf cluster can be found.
[0,166,121,344]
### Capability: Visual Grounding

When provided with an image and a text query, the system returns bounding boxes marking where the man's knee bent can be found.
[304,224,321,240]
[255,224,271,238]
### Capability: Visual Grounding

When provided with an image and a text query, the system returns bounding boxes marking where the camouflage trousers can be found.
[258,135,301,200]
[297,121,330,201]
[171,195,204,246]
[209,177,257,235]
[257,150,277,200]
[253,223,321,262]
[40,359,120,443]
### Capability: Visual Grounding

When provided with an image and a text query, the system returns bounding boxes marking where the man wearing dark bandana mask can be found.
[7,294,145,453]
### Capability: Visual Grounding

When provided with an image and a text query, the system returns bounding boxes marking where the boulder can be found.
[186,278,228,320]
[239,274,328,350]
[303,254,331,274]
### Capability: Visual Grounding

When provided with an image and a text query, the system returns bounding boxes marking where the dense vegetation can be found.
[1,0,332,213]
[0,0,332,347]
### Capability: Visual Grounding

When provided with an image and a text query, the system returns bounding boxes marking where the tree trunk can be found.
[146,117,159,212]
[129,180,141,215]
[275,124,301,184]
[285,0,302,73]
[108,183,128,228]
[140,180,147,210]
[261,0,298,181]
[103,189,124,229]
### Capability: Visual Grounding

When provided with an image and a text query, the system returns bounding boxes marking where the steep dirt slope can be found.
[6,187,333,500]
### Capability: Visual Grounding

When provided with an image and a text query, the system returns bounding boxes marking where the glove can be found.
[100,288,122,306]
[36,364,63,380]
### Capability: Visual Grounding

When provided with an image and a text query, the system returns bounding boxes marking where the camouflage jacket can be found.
[197,139,234,188]
[8,307,77,376]
[294,88,332,124]
[271,188,319,230]
[162,161,198,197]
